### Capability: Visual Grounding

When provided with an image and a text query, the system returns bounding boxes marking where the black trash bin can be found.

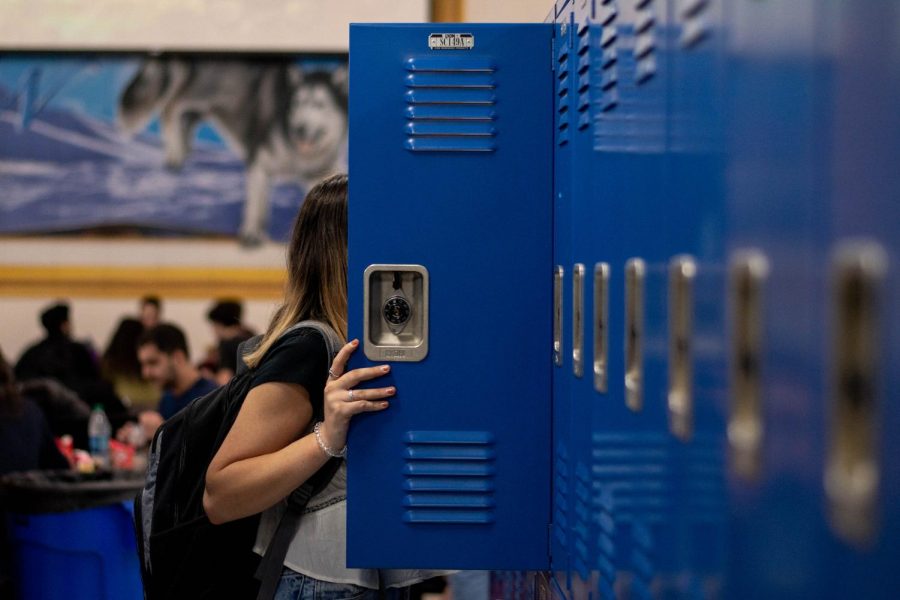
[1,469,144,600]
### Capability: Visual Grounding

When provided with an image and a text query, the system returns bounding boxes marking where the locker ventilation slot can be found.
[594,0,619,118]
[403,431,496,524]
[553,442,570,547]
[575,17,592,131]
[634,0,658,85]
[556,26,571,146]
[678,0,710,49]
[592,431,670,595]
[404,57,497,152]
[573,461,591,577]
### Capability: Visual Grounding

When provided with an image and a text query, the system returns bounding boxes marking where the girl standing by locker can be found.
[203,174,448,599]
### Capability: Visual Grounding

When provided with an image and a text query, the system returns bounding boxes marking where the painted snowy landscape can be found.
[0,55,346,242]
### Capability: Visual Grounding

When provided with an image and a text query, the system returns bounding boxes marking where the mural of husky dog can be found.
[118,56,348,245]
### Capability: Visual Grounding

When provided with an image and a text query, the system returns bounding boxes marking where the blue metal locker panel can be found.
[664,0,729,595]
[723,1,834,597]
[582,2,636,594]
[565,3,601,597]
[347,23,553,570]
[587,0,678,597]
[551,2,576,596]
[821,2,900,597]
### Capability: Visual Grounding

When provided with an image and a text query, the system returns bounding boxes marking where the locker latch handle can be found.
[625,258,645,412]
[573,264,585,378]
[594,262,610,393]
[728,250,768,480]
[669,255,696,441]
[825,241,887,547]
[554,266,564,367]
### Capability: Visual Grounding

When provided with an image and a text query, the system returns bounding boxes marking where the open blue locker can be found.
[346,23,554,571]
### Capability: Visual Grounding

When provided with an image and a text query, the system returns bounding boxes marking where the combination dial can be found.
[383,295,412,330]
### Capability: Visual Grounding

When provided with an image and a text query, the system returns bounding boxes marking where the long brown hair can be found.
[244,173,348,368]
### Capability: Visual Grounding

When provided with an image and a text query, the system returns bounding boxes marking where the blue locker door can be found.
[347,23,553,570]
[723,1,834,597]
[823,2,900,596]
[550,2,575,595]
[665,0,729,595]
[587,0,677,596]
[564,3,598,597]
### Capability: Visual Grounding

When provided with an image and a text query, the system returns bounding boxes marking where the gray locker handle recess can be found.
[625,258,645,412]
[728,249,769,481]
[668,255,696,442]
[825,241,887,547]
[572,263,585,378]
[593,262,610,393]
[554,266,564,367]
[363,264,429,362]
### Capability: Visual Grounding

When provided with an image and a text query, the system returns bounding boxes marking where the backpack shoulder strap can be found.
[235,320,342,378]
[289,319,342,364]
[254,320,345,600]
[254,458,342,600]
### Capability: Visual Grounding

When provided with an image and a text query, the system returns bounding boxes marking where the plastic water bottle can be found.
[88,404,111,469]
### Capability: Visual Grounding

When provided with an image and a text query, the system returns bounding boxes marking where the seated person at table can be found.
[117,324,216,445]
[1,347,69,600]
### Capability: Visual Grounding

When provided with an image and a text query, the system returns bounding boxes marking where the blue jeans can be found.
[273,569,410,600]
[448,571,490,600]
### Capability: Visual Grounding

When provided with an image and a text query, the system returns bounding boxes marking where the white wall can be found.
[465,0,553,22]
[0,0,429,51]
[0,237,285,365]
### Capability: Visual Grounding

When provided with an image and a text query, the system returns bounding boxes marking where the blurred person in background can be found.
[17,378,90,450]
[139,295,162,330]
[206,299,256,385]
[0,347,69,475]
[0,347,69,600]
[197,357,219,383]
[117,323,216,445]
[15,302,97,389]
[14,302,129,431]
[101,317,160,412]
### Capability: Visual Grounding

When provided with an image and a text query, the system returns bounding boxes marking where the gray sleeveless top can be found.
[245,322,450,588]
[253,460,452,588]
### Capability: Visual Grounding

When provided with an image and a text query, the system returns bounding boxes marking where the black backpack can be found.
[134,321,343,600]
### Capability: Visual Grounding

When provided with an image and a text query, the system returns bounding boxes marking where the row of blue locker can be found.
[546,0,899,598]
[344,0,898,597]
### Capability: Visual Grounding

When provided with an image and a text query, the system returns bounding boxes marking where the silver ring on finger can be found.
[328,368,338,379]
[348,389,355,401]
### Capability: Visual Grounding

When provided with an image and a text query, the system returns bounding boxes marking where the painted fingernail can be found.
[381,402,389,408]
[388,387,396,394]
[351,339,359,346]
[382,365,390,373]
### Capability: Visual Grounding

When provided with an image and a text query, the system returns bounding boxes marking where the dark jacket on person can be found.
[17,379,91,450]
[14,333,99,396]
[0,398,69,476]
[0,397,70,600]
[15,334,130,431]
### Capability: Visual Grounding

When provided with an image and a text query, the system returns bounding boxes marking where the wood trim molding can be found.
[0,264,285,299]
[431,0,465,22]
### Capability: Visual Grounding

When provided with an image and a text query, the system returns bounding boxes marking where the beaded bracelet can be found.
[314,421,348,458]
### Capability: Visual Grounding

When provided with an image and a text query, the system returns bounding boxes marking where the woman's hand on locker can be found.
[318,339,393,452]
